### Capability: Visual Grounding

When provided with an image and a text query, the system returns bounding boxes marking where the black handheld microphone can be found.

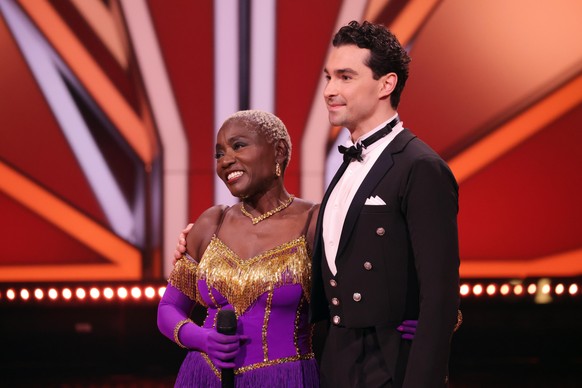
[216,309,237,388]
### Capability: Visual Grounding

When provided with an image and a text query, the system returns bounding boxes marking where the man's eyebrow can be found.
[324,68,358,75]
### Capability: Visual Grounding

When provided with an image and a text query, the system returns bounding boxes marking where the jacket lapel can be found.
[336,129,417,259]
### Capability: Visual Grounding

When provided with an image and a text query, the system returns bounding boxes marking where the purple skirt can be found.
[175,351,319,388]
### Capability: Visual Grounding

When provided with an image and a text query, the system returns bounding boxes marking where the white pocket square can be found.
[365,195,386,205]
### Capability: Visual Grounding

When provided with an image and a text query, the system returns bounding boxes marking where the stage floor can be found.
[2,297,581,387]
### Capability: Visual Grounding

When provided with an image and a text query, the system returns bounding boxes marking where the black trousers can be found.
[320,326,392,388]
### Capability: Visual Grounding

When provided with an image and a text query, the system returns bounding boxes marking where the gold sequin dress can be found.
[168,209,318,387]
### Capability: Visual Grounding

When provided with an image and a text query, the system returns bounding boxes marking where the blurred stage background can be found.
[1,0,581,386]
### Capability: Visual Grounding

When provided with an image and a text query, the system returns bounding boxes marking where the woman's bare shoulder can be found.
[290,198,320,247]
[195,205,229,228]
[187,205,229,259]
[292,197,320,212]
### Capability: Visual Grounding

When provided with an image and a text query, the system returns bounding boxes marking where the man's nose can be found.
[323,79,337,98]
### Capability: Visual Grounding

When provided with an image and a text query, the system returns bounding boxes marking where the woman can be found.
[158,110,321,387]
[158,110,417,387]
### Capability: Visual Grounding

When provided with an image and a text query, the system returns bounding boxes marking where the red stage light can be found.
[20,289,30,301]
[103,287,114,300]
[34,289,44,300]
[472,284,483,296]
[76,288,86,300]
[117,287,128,299]
[62,288,72,300]
[486,284,496,295]
[90,288,100,300]
[500,284,510,295]
[145,286,156,299]
[131,287,142,299]
[158,286,166,298]
[48,288,58,300]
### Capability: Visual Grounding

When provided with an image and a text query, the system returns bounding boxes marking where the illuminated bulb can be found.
[555,284,564,295]
[103,287,114,300]
[500,284,510,295]
[48,288,58,300]
[472,284,483,296]
[145,287,156,299]
[527,284,537,295]
[486,284,496,296]
[535,278,552,304]
[62,288,72,300]
[460,284,469,296]
[20,289,30,301]
[131,287,142,299]
[34,289,44,300]
[7,289,16,300]
[569,284,578,295]
[76,288,86,300]
[513,284,523,295]
[90,288,100,299]
[117,287,128,299]
[158,286,166,298]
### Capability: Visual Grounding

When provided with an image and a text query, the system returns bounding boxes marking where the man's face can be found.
[323,45,387,137]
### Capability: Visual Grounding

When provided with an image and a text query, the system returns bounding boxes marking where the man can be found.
[309,21,460,387]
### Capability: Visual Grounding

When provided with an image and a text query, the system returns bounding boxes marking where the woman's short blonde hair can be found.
[223,110,292,168]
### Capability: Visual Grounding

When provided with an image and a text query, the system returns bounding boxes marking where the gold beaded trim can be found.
[204,278,221,328]
[240,195,294,225]
[168,254,199,301]
[262,289,274,361]
[454,309,463,332]
[236,353,315,374]
[201,353,221,378]
[201,352,315,378]
[173,318,192,349]
[293,295,304,356]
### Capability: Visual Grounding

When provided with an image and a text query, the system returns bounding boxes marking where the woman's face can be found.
[215,121,277,199]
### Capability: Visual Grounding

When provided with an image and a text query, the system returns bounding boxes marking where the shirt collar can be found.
[344,112,401,148]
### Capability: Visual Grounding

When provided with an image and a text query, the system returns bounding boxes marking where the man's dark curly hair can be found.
[333,20,411,109]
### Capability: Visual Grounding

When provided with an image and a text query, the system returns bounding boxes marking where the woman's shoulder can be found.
[289,198,320,247]
[196,204,229,226]
[291,197,320,213]
[187,205,230,259]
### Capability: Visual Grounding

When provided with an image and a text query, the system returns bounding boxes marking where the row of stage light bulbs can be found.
[2,285,168,302]
[0,280,579,303]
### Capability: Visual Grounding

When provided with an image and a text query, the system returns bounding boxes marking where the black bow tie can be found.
[338,116,400,162]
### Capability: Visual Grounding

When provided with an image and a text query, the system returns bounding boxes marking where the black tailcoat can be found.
[310,129,460,387]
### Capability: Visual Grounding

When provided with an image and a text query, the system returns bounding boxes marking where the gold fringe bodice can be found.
[168,235,312,316]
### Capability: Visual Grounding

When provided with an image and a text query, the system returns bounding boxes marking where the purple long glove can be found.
[157,284,242,369]
[396,320,418,340]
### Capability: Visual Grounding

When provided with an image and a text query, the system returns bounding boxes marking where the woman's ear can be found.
[275,139,288,165]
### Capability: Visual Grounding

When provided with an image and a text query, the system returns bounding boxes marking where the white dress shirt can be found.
[322,114,404,275]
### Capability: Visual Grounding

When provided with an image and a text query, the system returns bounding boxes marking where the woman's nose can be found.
[219,149,236,167]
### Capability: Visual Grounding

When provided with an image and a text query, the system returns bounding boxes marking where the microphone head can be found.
[216,309,237,335]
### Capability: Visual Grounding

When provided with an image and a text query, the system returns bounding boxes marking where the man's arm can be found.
[402,155,460,387]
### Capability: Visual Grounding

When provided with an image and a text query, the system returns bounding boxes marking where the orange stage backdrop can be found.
[1,0,581,282]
